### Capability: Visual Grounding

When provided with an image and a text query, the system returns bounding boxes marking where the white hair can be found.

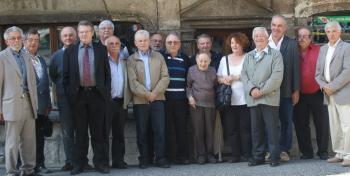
[99,20,114,30]
[134,30,150,40]
[325,21,342,31]
[4,26,24,40]
[252,27,269,38]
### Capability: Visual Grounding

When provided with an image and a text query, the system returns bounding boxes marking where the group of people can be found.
[0,13,350,176]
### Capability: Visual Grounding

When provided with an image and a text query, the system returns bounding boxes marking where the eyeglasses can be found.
[297,35,311,39]
[166,41,180,45]
[27,38,40,43]
[8,36,22,41]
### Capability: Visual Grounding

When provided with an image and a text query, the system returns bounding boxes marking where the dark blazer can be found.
[279,36,300,97]
[63,42,111,104]
[35,56,52,115]
[49,49,65,96]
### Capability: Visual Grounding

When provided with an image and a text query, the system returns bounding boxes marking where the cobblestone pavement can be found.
[1,158,350,176]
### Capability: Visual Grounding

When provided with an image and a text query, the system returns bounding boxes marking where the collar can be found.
[328,38,341,48]
[254,45,269,54]
[10,47,22,56]
[79,42,93,49]
[138,49,151,57]
[23,47,40,58]
[268,35,284,46]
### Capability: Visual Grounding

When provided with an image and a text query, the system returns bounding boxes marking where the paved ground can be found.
[1,159,350,176]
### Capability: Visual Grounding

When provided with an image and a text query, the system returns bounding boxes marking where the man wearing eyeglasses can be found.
[23,28,52,174]
[0,26,38,176]
[293,27,329,160]
[160,33,190,164]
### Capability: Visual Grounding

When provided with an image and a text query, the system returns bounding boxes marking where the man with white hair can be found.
[315,21,350,167]
[127,30,170,169]
[0,26,39,176]
[241,27,283,167]
[98,20,129,58]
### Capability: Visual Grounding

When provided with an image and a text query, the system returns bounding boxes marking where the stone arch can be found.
[295,1,350,18]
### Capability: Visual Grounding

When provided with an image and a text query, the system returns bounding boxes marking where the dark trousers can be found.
[293,91,329,156]
[279,98,293,152]
[35,115,46,167]
[72,89,108,167]
[133,101,166,163]
[107,98,127,164]
[165,99,189,161]
[190,106,216,158]
[250,104,280,161]
[222,105,252,159]
[57,95,75,165]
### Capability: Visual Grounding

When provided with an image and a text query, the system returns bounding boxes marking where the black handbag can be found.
[42,117,53,137]
[216,56,232,111]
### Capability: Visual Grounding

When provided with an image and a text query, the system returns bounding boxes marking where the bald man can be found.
[49,26,78,171]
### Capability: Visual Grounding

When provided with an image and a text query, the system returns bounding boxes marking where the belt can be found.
[112,97,124,102]
[79,86,97,91]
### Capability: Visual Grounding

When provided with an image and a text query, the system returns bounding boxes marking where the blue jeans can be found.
[279,98,293,152]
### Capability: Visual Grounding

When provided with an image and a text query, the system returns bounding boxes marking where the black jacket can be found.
[63,42,111,104]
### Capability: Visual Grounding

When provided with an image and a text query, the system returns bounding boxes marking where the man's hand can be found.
[323,86,334,96]
[251,88,263,99]
[0,113,4,121]
[44,107,52,117]
[148,91,158,103]
[292,91,300,106]
[188,96,197,109]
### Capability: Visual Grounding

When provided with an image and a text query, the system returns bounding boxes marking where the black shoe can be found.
[207,155,217,164]
[95,165,109,174]
[270,161,280,167]
[139,160,148,169]
[83,163,94,171]
[112,160,128,169]
[155,159,170,168]
[197,156,206,165]
[248,159,265,166]
[228,157,240,163]
[300,155,313,159]
[175,158,190,165]
[318,153,328,160]
[22,173,42,176]
[34,166,51,174]
[70,166,83,175]
[61,163,74,171]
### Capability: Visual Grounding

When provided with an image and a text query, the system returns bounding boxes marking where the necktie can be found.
[83,46,91,86]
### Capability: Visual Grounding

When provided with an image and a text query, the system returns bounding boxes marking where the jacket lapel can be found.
[330,40,343,65]
[279,36,289,56]
[4,48,22,78]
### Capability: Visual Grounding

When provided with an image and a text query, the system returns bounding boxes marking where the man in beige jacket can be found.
[127,30,169,169]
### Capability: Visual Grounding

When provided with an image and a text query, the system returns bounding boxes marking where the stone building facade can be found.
[0,0,349,166]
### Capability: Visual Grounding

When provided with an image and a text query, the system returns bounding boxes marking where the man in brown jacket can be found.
[127,30,170,169]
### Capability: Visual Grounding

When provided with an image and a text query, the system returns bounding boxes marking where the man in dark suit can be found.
[268,15,300,161]
[24,28,52,174]
[50,26,93,172]
[63,20,111,175]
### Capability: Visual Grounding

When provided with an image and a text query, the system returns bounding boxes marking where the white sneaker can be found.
[280,151,290,161]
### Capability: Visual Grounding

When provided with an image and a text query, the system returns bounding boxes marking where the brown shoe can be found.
[341,159,350,167]
[327,157,343,163]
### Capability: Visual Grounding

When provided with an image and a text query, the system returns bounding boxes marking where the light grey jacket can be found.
[315,40,350,105]
[0,47,38,121]
[241,46,284,107]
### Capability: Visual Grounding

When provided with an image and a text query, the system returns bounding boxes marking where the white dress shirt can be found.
[109,56,124,98]
[324,39,341,83]
[268,35,284,51]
